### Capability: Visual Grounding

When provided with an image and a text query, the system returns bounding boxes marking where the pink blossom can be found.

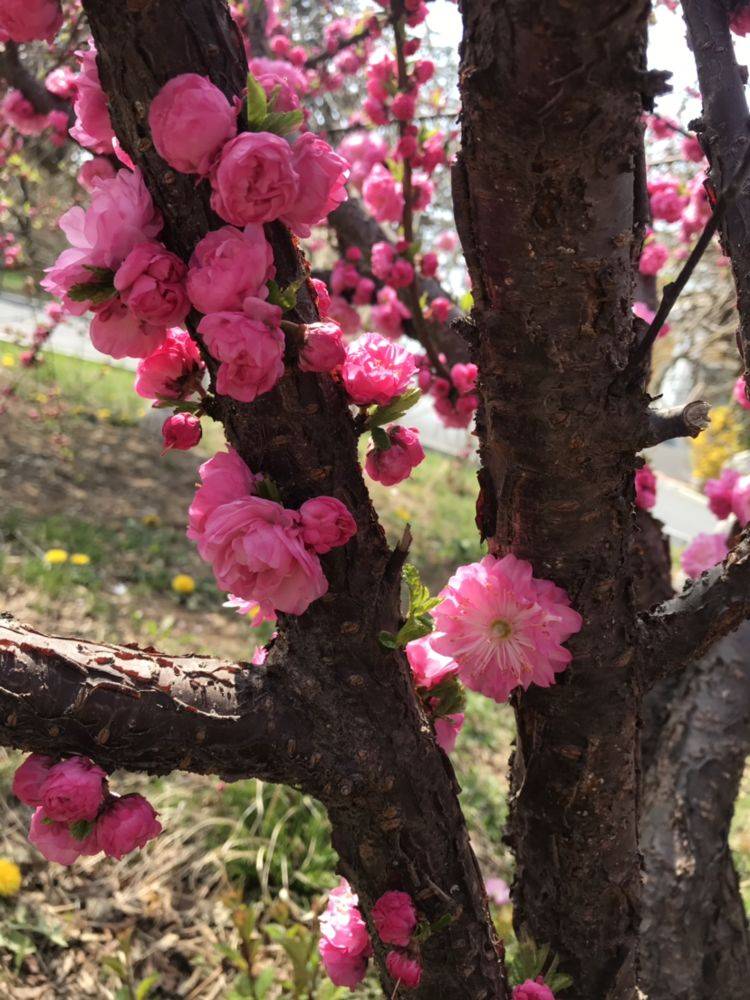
[162,412,202,452]
[733,375,750,410]
[392,91,417,122]
[338,130,389,188]
[512,978,556,1000]
[41,250,101,316]
[254,71,301,113]
[421,252,438,277]
[366,425,425,486]
[135,329,204,400]
[649,179,688,223]
[647,114,679,141]
[639,241,669,276]
[248,57,309,97]
[319,879,372,989]
[682,134,704,163]
[434,389,478,429]
[187,224,274,314]
[386,951,422,989]
[0,0,62,42]
[90,299,167,360]
[363,163,405,223]
[311,278,331,316]
[12,754,53,807]
[427,296,452,324]
[77,157,117,193]
[432,554,583,704]
[299,322,346,373]
[96,794,162,859]
[342,333,416,406]
[115,241,189,326]
[45,66,77,100]
[198,308,284,402]
[372,891,417,947]
[389,258,415,288]
[371,241,396,281]
[28,807,81,866]
[731,474,750,526]
[328,295,362,335]
[148,74,237,174]
[298,497,357,553]
[435,712,465,753]
[331,260,359,295]
[210,132,299,226]
[406,635,458,690]
[635,463,657,511]
[1,90,50,135]
[451,363,478,395]
[372,286,412,339]
[731,8,750,35]
[69,45,115,154]
[680,532,729,578]
[411,172,434,212]
[40,756,107,823]
[485,877,511,906]
[281,132,349,237]
[188,449,259,542]
[354,277,376,305]
[705,468,740,520]
[436,230,458,252]
[632,301,670,337]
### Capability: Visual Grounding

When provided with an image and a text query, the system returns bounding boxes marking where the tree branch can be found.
[641,399,711,447]
[0,40,71,120]
[639,525,750,686]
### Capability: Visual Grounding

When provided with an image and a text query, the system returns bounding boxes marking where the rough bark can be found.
[640,623,750,999]
[0,2,508,996]
[454,1,653,996]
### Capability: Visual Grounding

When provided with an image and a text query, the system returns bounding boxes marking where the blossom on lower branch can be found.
[319,879,372,989]
[512,978,556,1000]
[188,448,356,618]
[13,754,161,866]
[431,555,582,704]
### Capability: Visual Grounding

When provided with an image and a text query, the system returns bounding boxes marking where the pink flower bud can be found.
[299,496,357,553]
[299,322,347,373]
[635,463,657,511]
[427,296,452,324]
[365,426,425,486]
[148,73,237,175]
[386,951,422,989]
[96,794,162,859]
[420,252,438,277]
[162,412,202,452]
[388,258,415,289]
[12,754,53,806]
[512,978,556,1000]
[28,807,82,866]
[135,329,204,401]
[372,891,417,947]
[40,756,107,823]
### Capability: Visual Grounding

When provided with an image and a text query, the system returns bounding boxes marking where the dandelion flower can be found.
[43,548,69,565]
[171,573,196,595]
[0,859,22,897]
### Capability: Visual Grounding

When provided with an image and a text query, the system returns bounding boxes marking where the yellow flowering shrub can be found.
[691,405,742,483]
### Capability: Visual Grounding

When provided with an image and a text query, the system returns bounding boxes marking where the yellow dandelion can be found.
[43,548,69,565]
[171,573,196,595]
[96,408,111,421]
[141,513,160,527]
[394,506,411,522]
[35,392,49,404]
[70,553,91,566]
[1,354,15,368]
[0,859,22,897]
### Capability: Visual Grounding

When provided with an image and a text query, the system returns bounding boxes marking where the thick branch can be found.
[639,525,750,685]
[641,399,711,447]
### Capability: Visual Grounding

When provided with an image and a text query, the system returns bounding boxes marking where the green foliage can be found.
[0,906,67,973]
[246,71,268,127]
[245,70,304,137]
[507,932,573,994]
[379,563,439,649]
[267,277,305,311]
[101,929,160,1000]
[364,387,422,431]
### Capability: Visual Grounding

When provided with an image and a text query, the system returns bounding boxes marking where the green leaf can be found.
[364,387,422,430]
[261,109,303,137]
[378,631,398,650]
[267,277,304,312]
[255,476,282,504]
[68,281,116,305]
[69,819,94,842]
[135,974,161,1000]
[246,71,268,127]
[370,426,391,451]
[423,675,466,718]
[84,265,115,281]
[101,956,128,980]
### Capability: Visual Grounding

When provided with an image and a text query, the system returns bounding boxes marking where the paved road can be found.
[1,293,717,545]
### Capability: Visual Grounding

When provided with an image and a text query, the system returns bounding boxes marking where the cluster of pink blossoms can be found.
[430,554,583,704]
[319,882,423,991]
[635,463,658,511]
[679,454,750,579]
[188,448,356,619]
[12,754,160,866]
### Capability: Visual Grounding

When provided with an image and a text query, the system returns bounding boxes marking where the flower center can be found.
[491,619,512,639]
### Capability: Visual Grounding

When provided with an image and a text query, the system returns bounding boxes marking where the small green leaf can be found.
[135,974,161,1000]
[101,956,128,980]
[67,281,116,305]
[370,426,391,451]
[262,109,303,137]
[246,71,268,127]
[256,476,282,504]
[378,631,398,650]
[83,265,115,281]
[364,387,422,430]
[69,819,94,842]
[267,277,304,311]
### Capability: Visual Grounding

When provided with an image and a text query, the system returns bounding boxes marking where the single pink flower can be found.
[162,412,202,452]
[115,241,190,326]
[342,332,416,406]
[45,66,77,100]
[432,554,583,704]
[421,252,438,277]
[731,8,750,35]
[90,299,168,360]
[406,635,458,690]
[148,73,237,175]
[134,329,204,400]
[731,473,750,526]
[70,45,115,154]
[12,754,54,807]
[635,463,657,511]
[372,891,417,947]
[298,496,357,553]
[485,877,511,906]
[386,951,422,989]
[389,258,415,289]
[210,131,299,226]
[512,978,556,1000]
[639,241,669,276]
[680,532,729,579]
[187,224,274,315]
[649,179,688,223]
[77,157,117,193]
[363,163,405,223]
[392,91,417,122]
[451,362,478,396]
[187,449,259,542]
[40,756,107,823]
[311,278,331,316]
[319,878,372,989]
[299,321,346,373]
[281,132,349,237]
[371,241,396,281]
[0,0,62,42]
[632,301,671,337]
[198,309,284,402]
[434,712,464,753]
[96,794,162,859]
[682,134,704,163]
[733,375,750,410]
[365,425,425,486]
[705,467,740,519]
[28,808,81,866]
[1,90,51,135]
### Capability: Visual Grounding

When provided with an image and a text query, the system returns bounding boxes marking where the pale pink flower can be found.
[512,979,556,1000]
[248,57,309,97]
[427,296,452,324]
[0,0,62,42]
[299,321,346,373]
[281,132,349,237]
[680,532,729,579]
[188,449,259,541]
[432,554,582,704]
[1,90,50,135]
[705,467,740,519]
[435,230,458,252]
[635,463,657,511]
[451,362,478,396]
[148,73,237,174]
[210,132,299,226]
[372,891,417,947]
[162,413,202,452]
[77,157,117,193]
[371,241,396,281]
[299,497,357,553]
[135,329,204,400]
[328,295,362,335]
[28,808,81,866]
[386,951,422,989]
[45,66,77,100]
[639,241,669,276]
[39,757,107,823]
[70,45,115,154]
[338,130,389,188]
[365,425,425,486]
[319,878,372,989]
[187,224,274,314]
[731,474,750,526]
[406,635,458,690]
[96,794,162,859]
[485,877,511,906]
[41,250,102,316]
[12,754,53,807]
[342,333,416,406]
[198,309,284,402]
[115,241,190,326]
[363,163,404,223]
[90,299,167,360]
[733,375,750,410]
[434,712,464,753]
